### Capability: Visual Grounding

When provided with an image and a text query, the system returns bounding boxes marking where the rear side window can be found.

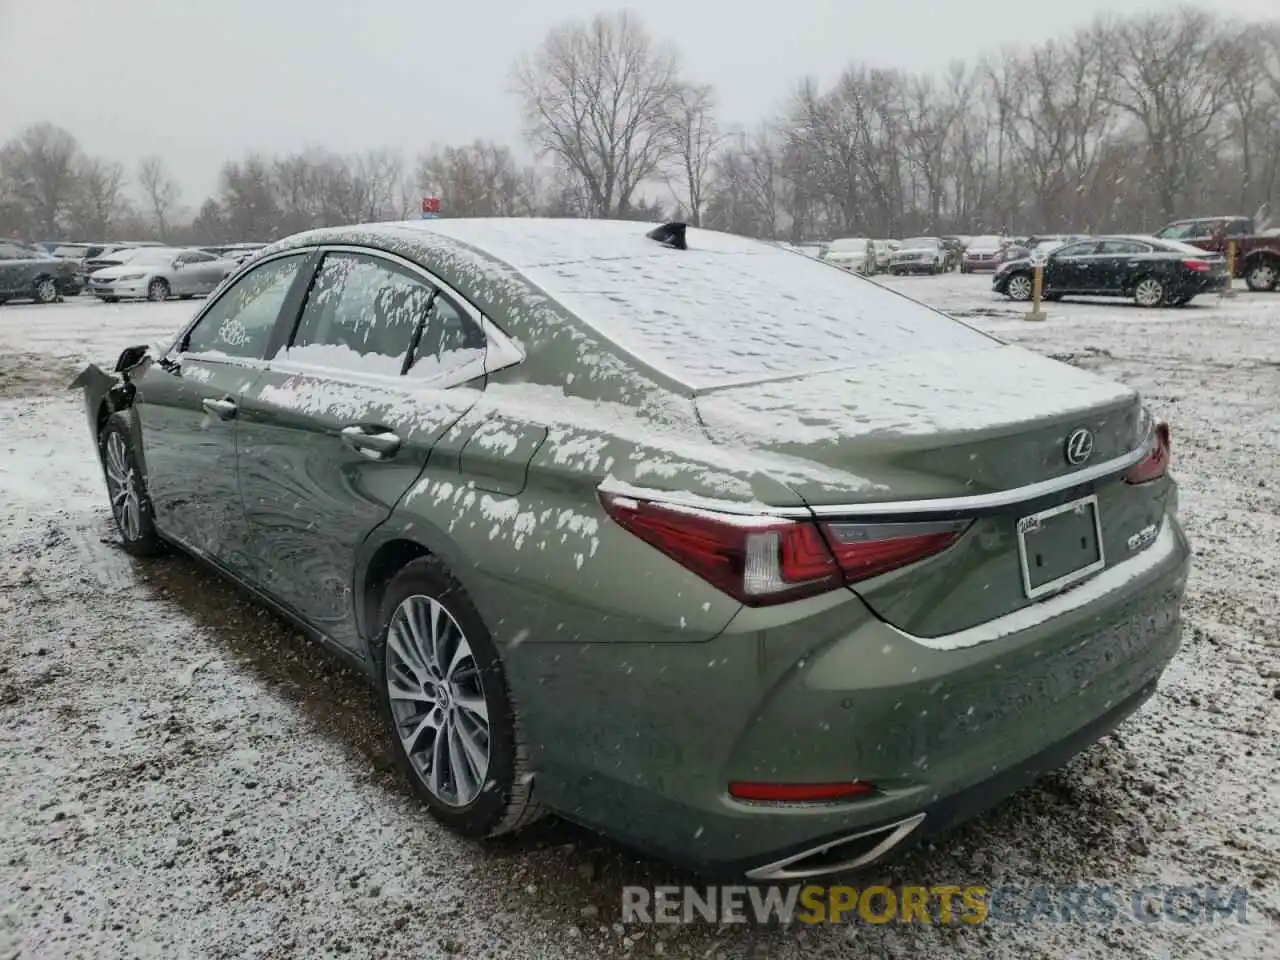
[406,293,486,381]
[286,252,433,376]
[185,253,307,359]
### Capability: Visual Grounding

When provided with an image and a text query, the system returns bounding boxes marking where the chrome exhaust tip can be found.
[744,813,926,881]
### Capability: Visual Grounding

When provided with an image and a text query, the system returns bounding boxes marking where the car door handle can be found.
[201,397,238,420]
[341,425,401,460]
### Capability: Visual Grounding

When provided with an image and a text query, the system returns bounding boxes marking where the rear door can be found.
[1092,239,1154,291]
[235,247,489,654]
[134,250,314,573]
[175,250,220,293]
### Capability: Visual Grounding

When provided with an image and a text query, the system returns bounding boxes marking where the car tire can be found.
[1245,259,1278,292]
[373,556,542,839]
[1133,276,1167,308]
[99,411,165,557]
[34,278,58,304]
[147,279,170,302]
[1005,273,1034,301]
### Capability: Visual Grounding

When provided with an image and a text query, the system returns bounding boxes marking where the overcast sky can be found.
[2,0,1276,206]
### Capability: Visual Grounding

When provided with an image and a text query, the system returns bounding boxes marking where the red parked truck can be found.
[1152,215,1280,292]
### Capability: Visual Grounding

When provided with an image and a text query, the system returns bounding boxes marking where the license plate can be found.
[1016,495,1105,600]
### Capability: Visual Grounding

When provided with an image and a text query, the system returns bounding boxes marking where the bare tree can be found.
[515,12,679,217]
[0,123,82,237]
[71,157,127,237]
[664,83,719,226]
[415,140,537,217]
[1105,10,1231,223]
[137,155,180,239]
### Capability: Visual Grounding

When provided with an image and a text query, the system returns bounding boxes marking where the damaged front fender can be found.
[69,362,124,444]
[68,344,153,442]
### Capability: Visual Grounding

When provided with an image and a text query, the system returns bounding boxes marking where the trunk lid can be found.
[694,343,1143,506]
[694,344,1155,637]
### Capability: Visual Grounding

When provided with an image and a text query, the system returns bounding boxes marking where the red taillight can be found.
[728,780,877,803]
[1182,259,1212,273]
[821,523,968,582]
[599,494,968,606]
[1125,421,1172,484]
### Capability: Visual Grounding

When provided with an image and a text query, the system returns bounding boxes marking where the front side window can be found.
[286,252,433,376]
[179,250,215,264]
[1053,241,1099,258]
[407,293,486,381]
[184,253,307,359]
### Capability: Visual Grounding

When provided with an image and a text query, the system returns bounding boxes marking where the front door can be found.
[1043,240,1100,293]
[235,249,488,654]
[136,251,313,572]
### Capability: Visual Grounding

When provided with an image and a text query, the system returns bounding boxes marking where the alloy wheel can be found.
[1006,275,1033,301]
[1248,262,1276,291]
[1135,278,1164,307]
[385,594,491,808]
[35,279,57,303]
[148,280,168,302]
[104,432,142,540]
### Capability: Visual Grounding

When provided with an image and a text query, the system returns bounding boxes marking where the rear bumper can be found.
[519,513,1190,877]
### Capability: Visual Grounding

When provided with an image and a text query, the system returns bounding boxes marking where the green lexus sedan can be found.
[75,218,1189,880]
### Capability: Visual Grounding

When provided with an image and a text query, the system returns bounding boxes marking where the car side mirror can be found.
[114,344,150,373]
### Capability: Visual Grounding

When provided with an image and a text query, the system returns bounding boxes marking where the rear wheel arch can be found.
[358,537,433,647]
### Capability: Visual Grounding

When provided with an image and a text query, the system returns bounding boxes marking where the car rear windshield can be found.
[899,238,938,248]
[827,238,869,252]
[522,243,996,388]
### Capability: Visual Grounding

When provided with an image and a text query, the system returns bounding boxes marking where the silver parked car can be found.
[88,247,239,302]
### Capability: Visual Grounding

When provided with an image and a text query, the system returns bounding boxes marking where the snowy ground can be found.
[1,278,1277,959]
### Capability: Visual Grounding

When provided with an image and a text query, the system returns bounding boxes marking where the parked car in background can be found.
[202,242,269,265]
[75,217,1189,879]
[87,247,239,302]
[822,237,876,274]
[939,238,963,271]
[887,237,945,275]
[961,235,1004,273]
[1153,215,1280,292]
[0,239,83,303]
[993,235,1230,307]
[871,239,898,273]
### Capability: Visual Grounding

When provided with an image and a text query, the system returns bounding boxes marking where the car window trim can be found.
[168,248,318,360]
[295,243,524,379]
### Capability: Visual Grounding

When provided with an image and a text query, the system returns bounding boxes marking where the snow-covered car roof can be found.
[260,219,996,392]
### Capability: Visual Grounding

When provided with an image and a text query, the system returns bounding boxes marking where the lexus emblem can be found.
[1065,428,1094,466]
